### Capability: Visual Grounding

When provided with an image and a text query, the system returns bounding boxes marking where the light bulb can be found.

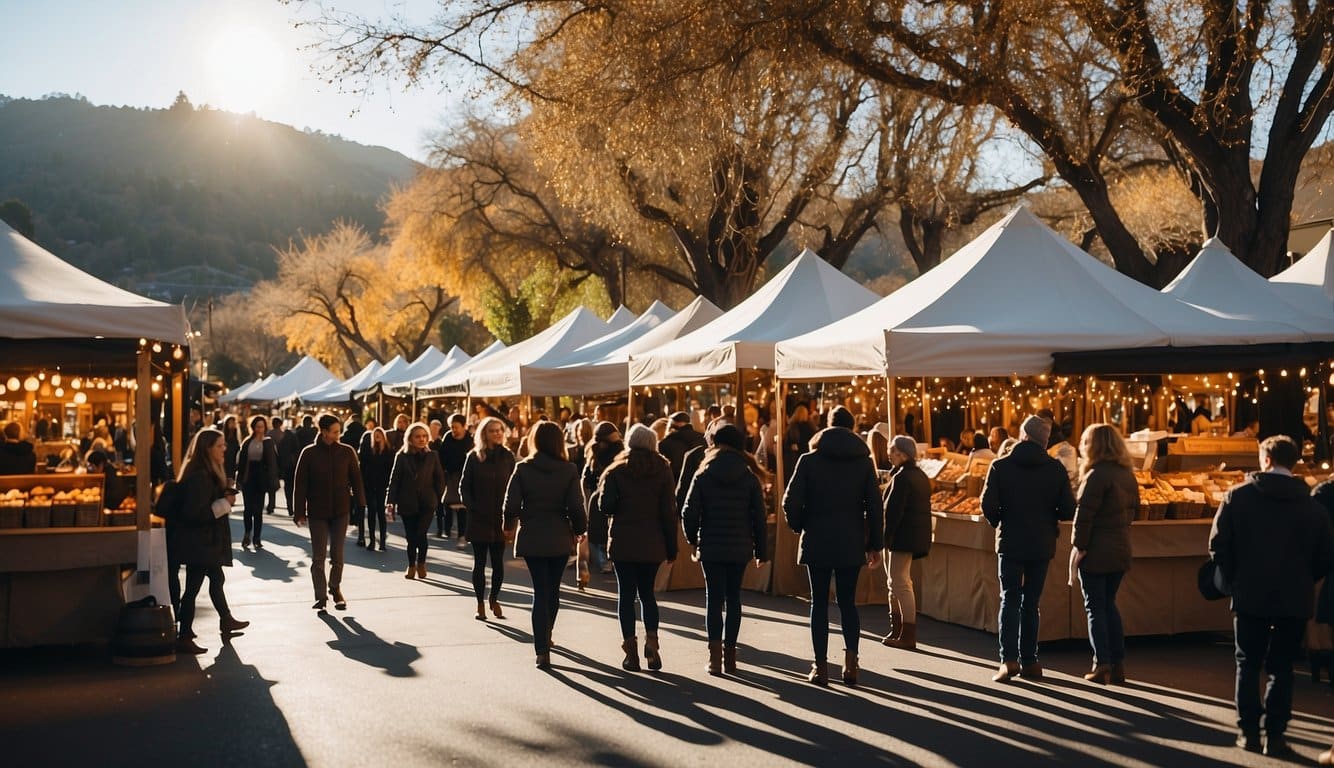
[7,377,19,391]
[73,391,87,405]
[23,377,39,392]
[54,387,63,398]
[50,374,60,387]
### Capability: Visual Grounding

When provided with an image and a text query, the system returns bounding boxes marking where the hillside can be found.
[0,93,421,299]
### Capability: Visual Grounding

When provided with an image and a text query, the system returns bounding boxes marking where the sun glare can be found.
[206,25,285,113]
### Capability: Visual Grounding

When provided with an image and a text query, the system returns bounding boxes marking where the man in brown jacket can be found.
[293,413,367,611]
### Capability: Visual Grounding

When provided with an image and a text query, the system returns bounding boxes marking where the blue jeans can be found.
[807,565,862,659]
[998,556,1049,664]
[525,556,567,654]
[1079,568,1125,665]
[1234,614,1305,736]
[702,561,747,644]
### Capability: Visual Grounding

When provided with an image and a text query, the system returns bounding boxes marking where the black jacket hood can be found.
[1247,471,1313,502]
[701,448,752,483]
[1009,439,1051,467]
[809,427,870,461]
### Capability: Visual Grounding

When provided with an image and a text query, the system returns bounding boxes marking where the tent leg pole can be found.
[920,379,932,445]
[135,347,151,531]
[886,375,896,433]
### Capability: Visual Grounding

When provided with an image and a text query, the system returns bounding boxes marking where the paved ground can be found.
[4,507,1334,767]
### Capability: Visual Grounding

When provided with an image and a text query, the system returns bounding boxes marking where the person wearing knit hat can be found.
[597,422,678,672]
[881,433,931,651]
[681,422,768,676]
[580,421,622,585]
[980,413,1077,683]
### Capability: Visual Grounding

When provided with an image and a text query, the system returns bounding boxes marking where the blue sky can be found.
[0,0,471,161]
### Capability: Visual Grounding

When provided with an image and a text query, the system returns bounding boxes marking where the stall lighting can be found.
[54,387,63,398]
[73,392,87,405]
[23,376,39,392]
[5,377,18,391]
[37,372,45,381]
[172,346,184,360]
[151,342,162,353]
[0,383,5,395]
[151,382,162,395]
[71,377,81,389]
[50,374,60,387]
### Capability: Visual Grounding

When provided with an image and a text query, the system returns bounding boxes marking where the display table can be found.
[660,520,774,592]
[914,512,1232,640]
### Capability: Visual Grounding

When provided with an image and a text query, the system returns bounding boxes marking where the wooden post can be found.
[135,346,151,532]
[626,384,635,431]
[772,379,794,596]
[885,375,897,432]
[920,379,932,445]
[171,369,185,472]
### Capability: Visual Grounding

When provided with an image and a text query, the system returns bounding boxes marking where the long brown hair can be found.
[1078,423,1133,480]
[528,421,567,461]
[179,427,226,487]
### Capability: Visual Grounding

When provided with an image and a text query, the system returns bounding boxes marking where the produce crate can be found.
[75,504,102,527]
[1144,503,1169,521]
[0,507,22,528]
[25,506,52,528]
[106,509,135,526]
[51,502,77,527]
[1167,502,1205,520]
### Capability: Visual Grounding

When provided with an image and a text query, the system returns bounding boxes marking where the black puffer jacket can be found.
[386,449,447,518]
[0,440,36,475]
[980,439,1076,560]
[1210,472,1334,619]
[598,450,678,563]
[682,448,767,564]
[659,426,707,482]
[675,445,707,511]
[504,452,588,558]
[438,431,472,506]
[166,468,233,568]
[782,427,883,568]
[461,447,516,544]
[883,460,933,559]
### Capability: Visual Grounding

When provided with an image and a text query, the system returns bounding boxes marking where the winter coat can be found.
[276,430,302,477]
[292,438,367,521]
[341,420,367,452]
[358,445,394,500]
[1313,480,1334,625]
[1072,461,1138,574]
[782,427,883,568]
[682,448,767,565]
[165,467,233,568]
[504,452,588,558]
[659,426,707,482]
[461,446,516,544]
[783,420,816,481]
[980,439,1076,560]
[438,432,472,506]
[1210,472,1334,619]
[675,445,707,512]
[0,440,36,475]
[235,436,280,492]
[883,461,933,559]
[598,450,678,564]
[223,431,240,480]
[386,448,447,519]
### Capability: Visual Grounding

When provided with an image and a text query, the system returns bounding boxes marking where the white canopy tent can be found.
[386,345,473,396]
[607,305,636,327]
[293,359,383,405]
[401,347,448,381]
[505,301,677,396]
[629,250,879,386]
[466,306,630,397]
[239,356,339,403]
[219,374,275,404]
[415,339,507,396]
[774,207,1314,380]
[1272,228,1334,309]
[352,355,412,396]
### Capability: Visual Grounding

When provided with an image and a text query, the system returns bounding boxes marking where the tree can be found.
[0,198,34,238]
[195,295,295,385]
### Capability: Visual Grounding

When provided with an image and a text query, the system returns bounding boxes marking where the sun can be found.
[206,25,286,113]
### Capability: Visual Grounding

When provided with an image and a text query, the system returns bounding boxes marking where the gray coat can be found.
[504,452,588,558]
[1072,461,1138,573]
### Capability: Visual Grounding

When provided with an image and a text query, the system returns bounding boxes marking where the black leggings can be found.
[241,471,266,542]
[702,561,747,645]
[365,492,387,546]
[471,541,505,602]
[401,512,432,565]
[525,555,567,653]
[807,565,863,659]
[614,561,661,639]
[441,505,468,537]
[178,565,229,637]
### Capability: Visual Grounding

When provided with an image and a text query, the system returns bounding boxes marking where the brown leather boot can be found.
[806,660,828,685]
[644,634,662,671]
[416,563,427,579]
[1084,664,1113,684]
[887,622,917,650]
[621,637,641,671]
[404,564,415,579]
[842,650,860,686]
[992,660,1020,682]
[707,641,723,676]
[723,644,738,674]
[1110,663,1126,684]
[475,601,487,621]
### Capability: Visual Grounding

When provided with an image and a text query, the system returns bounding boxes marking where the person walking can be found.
[581,421,622,584]
[1209,435,1334,757]
[782,406,883,686]
[359,427,394,551]
[438,414,472,544]
[1071,424,1139,685]
[881,434,932,651]
[461,416,517,621]
[275,417,302,516]
[597,424,678,672]
[235,415,279,549]
[166,427,248,654]
[980,414,1076,682]
[292,413,367,611]
[503,421,587,669]
[682,424,768,676]
[386,422,447,580]
[221,415,241,482]
[658,411,707,483]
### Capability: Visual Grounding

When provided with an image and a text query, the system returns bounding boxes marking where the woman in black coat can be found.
[166,427,247,654]
[580,421,622,585]
[221,415,241,481]
[881,434,933,650]
[598,424,678,671]
[682,425,767,676]
[358,427,394,551]
[782,407,883,685]
[386,422,447,580]
[461,416,517,620]
[236,415,279,550]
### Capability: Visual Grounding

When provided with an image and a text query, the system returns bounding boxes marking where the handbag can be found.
[1197,559,1231,601]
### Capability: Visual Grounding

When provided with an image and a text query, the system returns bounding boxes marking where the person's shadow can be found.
[318,613,420,677]
[235,545,300,583]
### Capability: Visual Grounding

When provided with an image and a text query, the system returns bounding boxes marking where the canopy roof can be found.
[775,207,1312,380]
[629,250,879,385]
[467,306,628,397]
[0,221,189,344]
[218,374,274,404]
[1272,228,1334,308]
[386,345,472,395]
[415,339,506,396]
[293,359,383,404]
[607,305,636,327]
[1162,237,1333,336]
[402,347,448,381]
[239,356,339,402]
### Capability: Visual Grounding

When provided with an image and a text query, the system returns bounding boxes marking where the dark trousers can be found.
[807,565,863,659]
[308,515,348,601]
[282,471,295,515]
[178,564,229,637]
[702,561,747,645]
[365,492,387,546]
[526,555,567,653]
[241,472,266,543]
[401,511,433,565]
[614,561,661,639]
[998,555,1050,664]
[168,561,181,618]
[1235,614,1306,736]
[1079,569,1125,665]
[471,541,506,602]
[440,505,468,538]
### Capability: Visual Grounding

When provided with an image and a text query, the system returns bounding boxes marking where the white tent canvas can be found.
[1163,238,1333,334]
[629,249,879,385]
[355,355,412,393]
[295,359,383,404]
[402,347,448,381]
[1272,228,1334,308]
[0,221,189,344]
[415,339,507,396]
[510,301,677,396]
[240,356,339,402]
[386,345,473,395]
[775,207,1313,380]
[219,374,274,404]
[607,305,637,327]
[467,306,627,397]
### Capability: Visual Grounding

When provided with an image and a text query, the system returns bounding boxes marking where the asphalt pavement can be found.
[4,505,1334,767]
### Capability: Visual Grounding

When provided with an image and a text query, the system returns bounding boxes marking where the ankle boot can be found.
[807,660,828,685]
[723,643,738,674]
[404,564,416,579]
[1084,663,1113,684]
[1110,663,1127,684]
[475,601,487,621]
[621,637,641,671]
[707,641,723,676]
[882,605,901,645]
[842,650,860,686]
[644,633,662,671]
[888,622,917,650]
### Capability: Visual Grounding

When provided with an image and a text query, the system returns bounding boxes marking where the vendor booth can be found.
[0,221,190,647]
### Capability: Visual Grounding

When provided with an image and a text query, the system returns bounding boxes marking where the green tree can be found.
[0,198,35,238]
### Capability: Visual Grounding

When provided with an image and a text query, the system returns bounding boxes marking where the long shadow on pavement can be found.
[318,612,421,677]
